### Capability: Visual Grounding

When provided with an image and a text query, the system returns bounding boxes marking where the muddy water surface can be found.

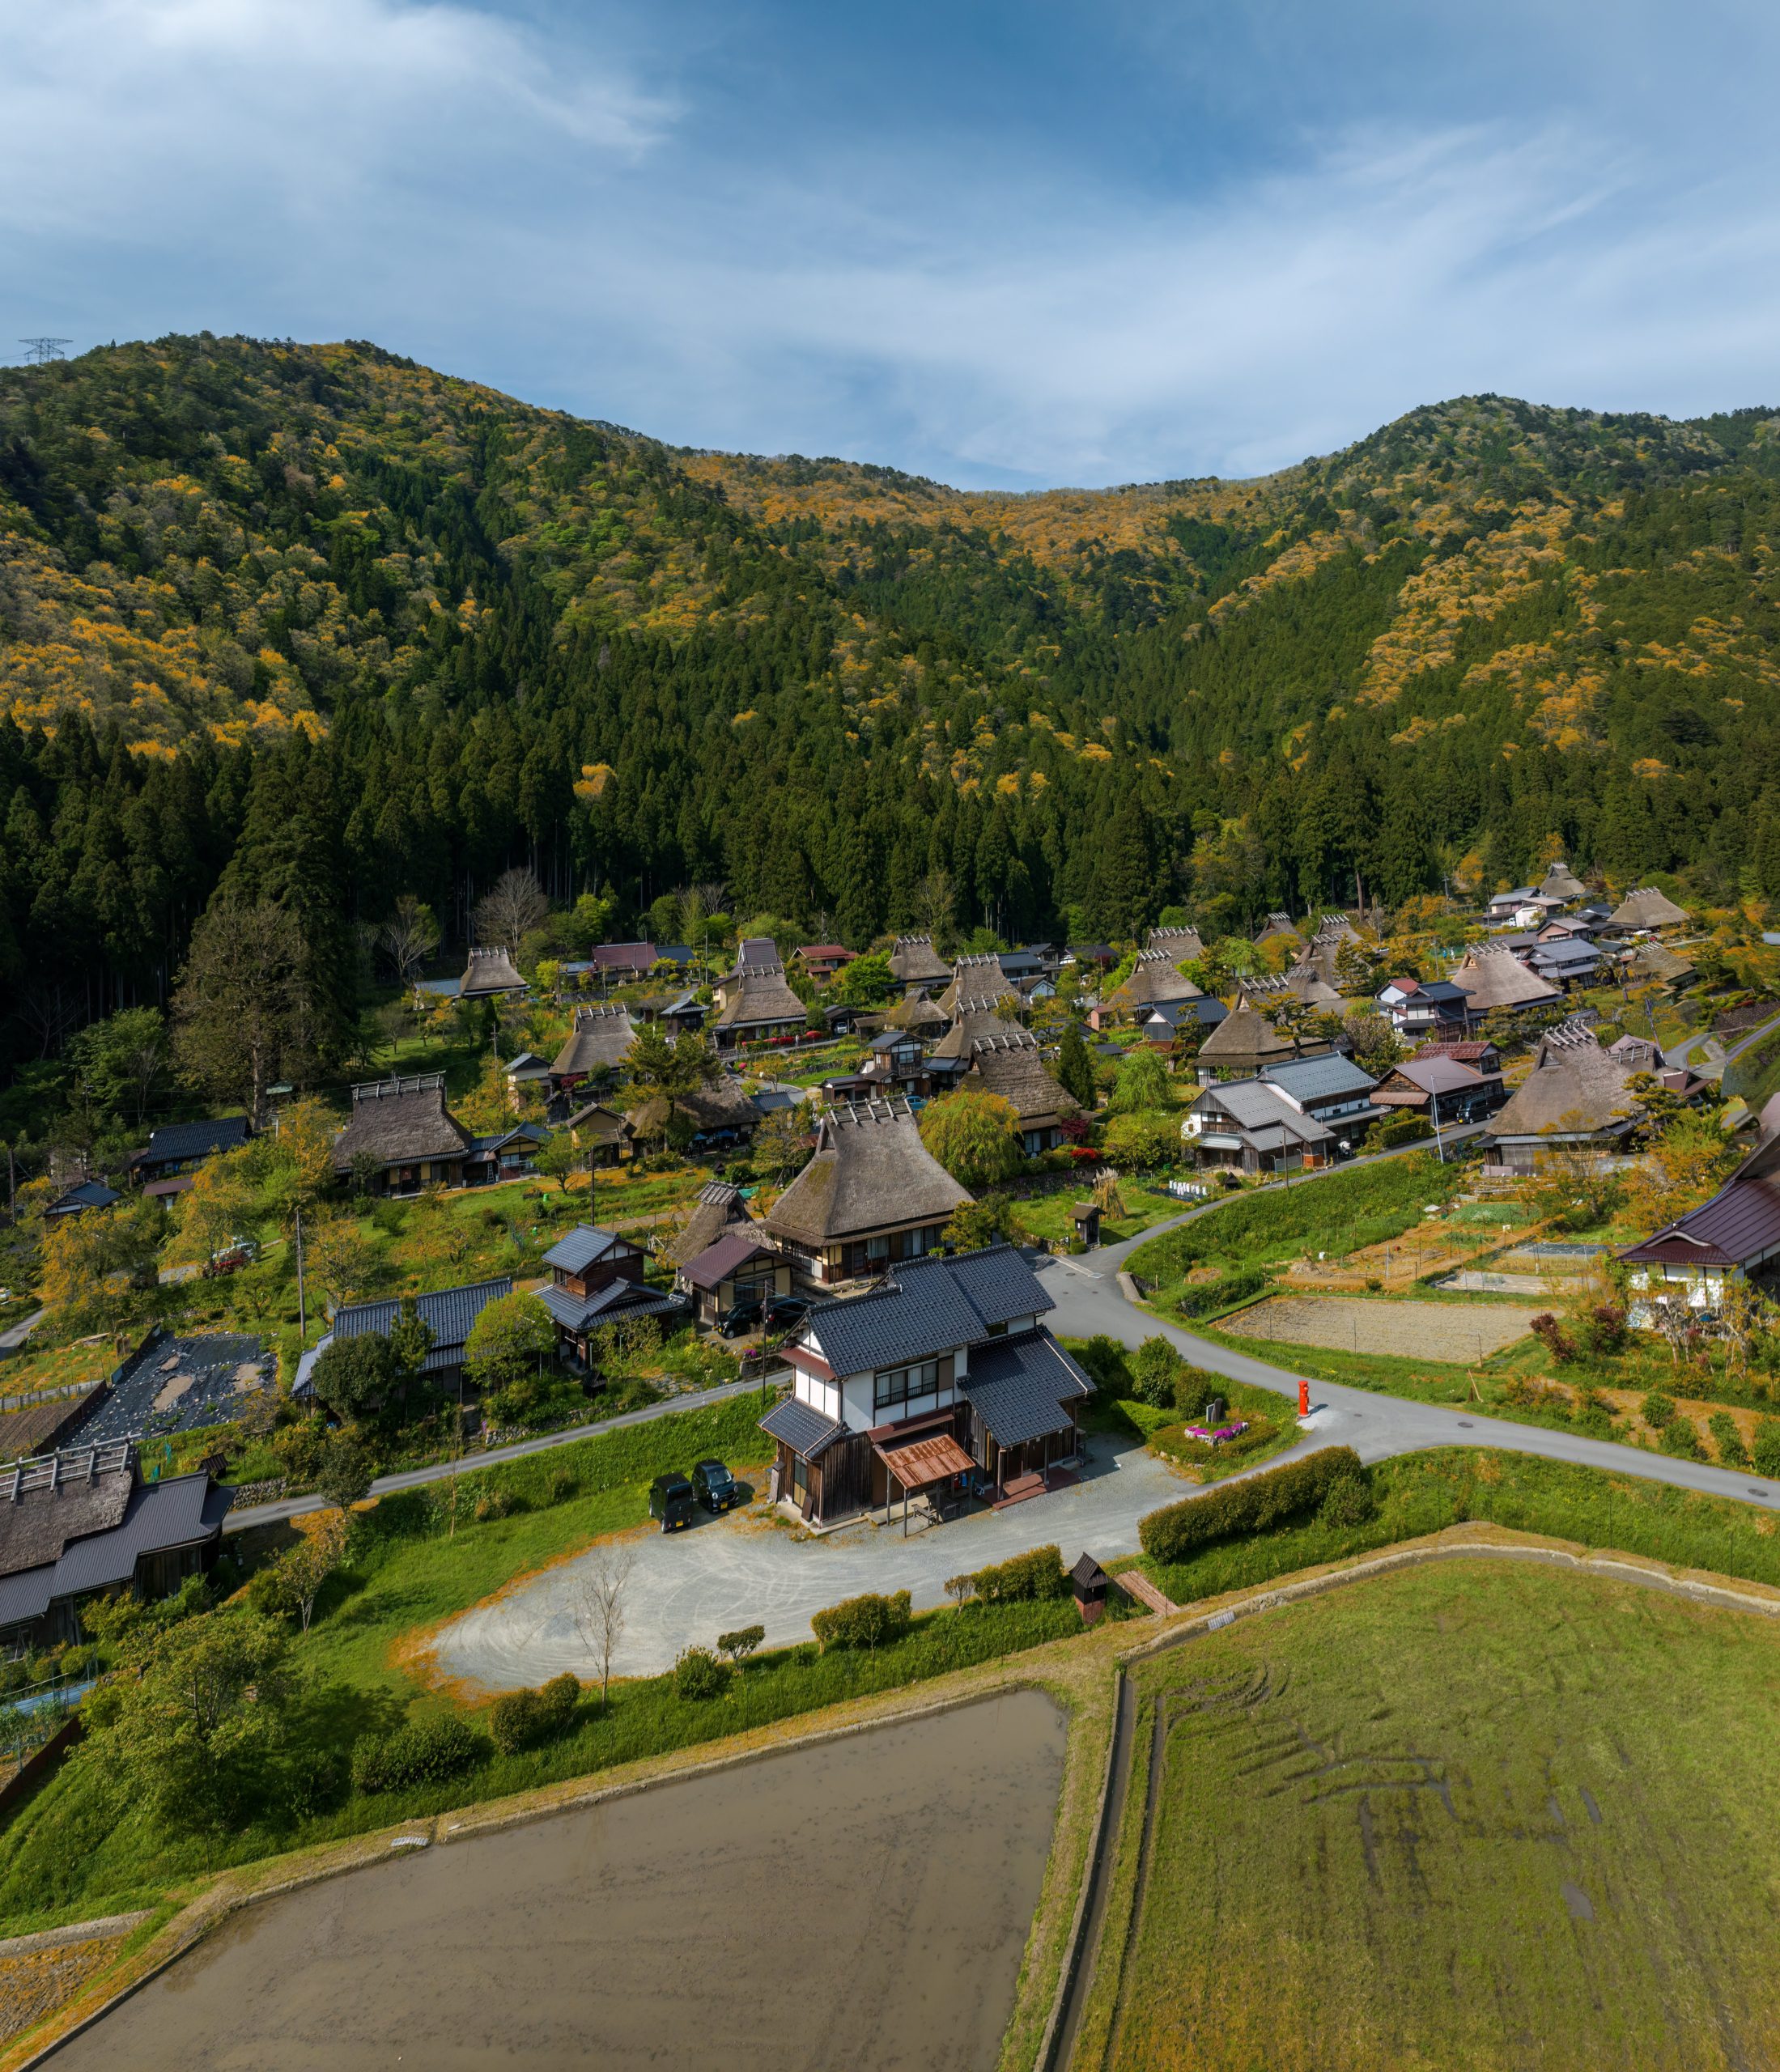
[53,1691,1067,2072]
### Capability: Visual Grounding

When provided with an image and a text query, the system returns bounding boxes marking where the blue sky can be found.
[3,0,1777,486]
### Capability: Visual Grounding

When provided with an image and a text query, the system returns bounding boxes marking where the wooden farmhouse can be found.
[329,1074,474,1195]
[294,1276,514,1403]
[761,1098,971,1286]
[887,936,953,993]
[537,1225,683,1369]
[759,1246,1092,1526]
[458,946,527,1000]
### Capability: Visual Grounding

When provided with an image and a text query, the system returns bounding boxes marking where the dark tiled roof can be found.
[47,1180,121,1213]
[540,1281,684,1333]
[803,1245,1050,1376]
[760,1394,848,1460]
[958,1331,1092,1447]
[682,1231,779,1291]
[133,1116,250,1167]
[542,1225,627,1275]
[1259,1054,1378,1102]
[333,1278,512,1363]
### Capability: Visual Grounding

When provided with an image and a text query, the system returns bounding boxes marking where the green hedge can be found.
[352,1714,486,1794]
[810,1590,913,1651]
[970,1544,1068,1603]
[1139,1446,1364,1563]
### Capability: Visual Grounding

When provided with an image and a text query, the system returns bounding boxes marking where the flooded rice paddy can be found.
[52,1691,1067,2072]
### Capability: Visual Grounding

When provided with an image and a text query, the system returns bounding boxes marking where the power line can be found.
[18,338,71,364]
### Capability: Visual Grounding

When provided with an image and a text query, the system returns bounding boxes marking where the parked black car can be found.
[763,1295,809,1330]
[691,1458,740,1513]
[718,1298,763,1338]
[649,1472,699,1531]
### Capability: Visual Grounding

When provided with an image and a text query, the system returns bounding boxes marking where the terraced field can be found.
[1076,1560,1780,2072]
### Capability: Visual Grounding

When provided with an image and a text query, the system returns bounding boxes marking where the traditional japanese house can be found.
[759,1245,1091,1526]
[929,997,1028,1059]
[678,1230,792,1327]
[563,1101,634,1166]
[860,1030,930,1097]
[1374,975,1472,1040]
[1254,911,1302,948]
[796,944,856,983]
[710,960,808,1049]
[1540,860,1587,903]
[329,1074,474,1195]
[1146,923,1205,961]
[295,1276,514,1401]
[1481,1019,1642,1173]
[588,941,661,980]
[661,1179,754,1272]
[883,990,949,1037]
[1621,1094,1780,1318]
[1447,945,1564,1023]
[1193,1003,1312,1084]
[625,1069,764,1149]
[1141,996,1230,1048]
[458,946,527,1000]
[760,1098,972,1285]
[962,1032,1081,1154]
[44,1180,121,1218]
[1527,936,1604,990]
[130,1116,251,1201]
[502,1052,552,1106]
[1372,1056,1506,1127]
[1258,1052,1385,1145]
[549,1005,636,1098]
[1412,1038,1503,1076]
[887,935,953,993]
[1183,1078,1337,1173]
[1608,885,1690,933]
[464,1121,549,1184]
[0,1441,232,1654]
[939,955,1020,1017]
[1619,940,1697,990]
[1100,948,1204,1022]
[538,1225,682,1367]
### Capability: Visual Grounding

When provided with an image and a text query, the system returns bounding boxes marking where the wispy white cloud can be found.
[2,0,1777,486]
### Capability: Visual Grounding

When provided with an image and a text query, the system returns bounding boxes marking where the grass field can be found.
[1080,1560,1780,2072]
[1009,1181,1183,1250]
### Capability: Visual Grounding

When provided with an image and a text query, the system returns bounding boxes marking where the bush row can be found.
[810,1590,913,1651]
[488,1672,582,1754]
[1140,1446,1366,1563]
[966,1544,1069,1603]
[352,1713,485,1794]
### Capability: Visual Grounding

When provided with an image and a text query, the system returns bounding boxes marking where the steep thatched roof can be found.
[1281,957,1345,1007]
[1146,924,1205,961]
[1621,940,1696,987]
[459,946,526,996]
[763,1098,971,1246]
[661,1179,754,1268]
[331,1075,474,1172]
[939,956,1018,1016]
[1609,885,1689,931]
[1254,911,1302,945]
[885,990,949,1033]
[1489,1020,1638,1140]
[1237,975,1294,1012]
[550,1004,637,1076]
[712,961,806,1031]
[930,998,1027,1059]
[966,1034,1080,1128]
[1195,1004,1298,1068]
[1449,946,1563,1013]
[887,935,952,986]
[627,1073,763,1138]
[1106,949,1203,1011]
[1540,860,1587,901]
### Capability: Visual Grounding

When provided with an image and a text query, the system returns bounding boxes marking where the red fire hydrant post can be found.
[1298,1377,1310,1418]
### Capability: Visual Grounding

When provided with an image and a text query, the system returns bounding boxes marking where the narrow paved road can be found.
[1043,1219,1780,1510]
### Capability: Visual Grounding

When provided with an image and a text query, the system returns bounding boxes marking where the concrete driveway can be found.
[430,1433,1190,1690]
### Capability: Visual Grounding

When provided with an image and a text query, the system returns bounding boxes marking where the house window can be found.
[874,1358,941,1412]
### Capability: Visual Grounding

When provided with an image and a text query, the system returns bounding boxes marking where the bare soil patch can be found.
[1231,1293,1543,1361]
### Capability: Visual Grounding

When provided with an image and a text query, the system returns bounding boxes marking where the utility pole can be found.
[295,1202,308,1342]
[18,338,70,364]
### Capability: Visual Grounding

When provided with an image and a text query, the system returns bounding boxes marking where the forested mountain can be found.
[2,333,1780,1083]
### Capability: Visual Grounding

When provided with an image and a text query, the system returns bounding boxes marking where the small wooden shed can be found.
[1070,1552,1110,1623]
[1071,1202,1102,1248]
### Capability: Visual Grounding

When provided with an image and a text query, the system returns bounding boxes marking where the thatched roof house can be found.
[459,947,526,998]
[1254,911,1302,946]
[887,935,952,988]
[1609,885,1690,932]
[1448,946,1564,1017]
[1193,1004,1305,1083]
[930,997,1028,1059]
[1620,940,1697,989]
[330,1074,474,1193]
[940,955,1018,1016]
[1485,1020,1639,1170]
[761,1098,971,1284]
[1146,924,1205,962]
[1540,860,1587,902]
[627,1071,763,1146]
[963,1032,1081,1153]
[661,1178,755,1270]
[550,1004,637,1083]
[711,961,807,1047]
[884,990,949,1034]
[1104,948,1204,1015]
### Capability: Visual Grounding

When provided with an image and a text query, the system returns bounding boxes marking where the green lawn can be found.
[1080,1558,1780,2072]
[1010,1181,1183,1250]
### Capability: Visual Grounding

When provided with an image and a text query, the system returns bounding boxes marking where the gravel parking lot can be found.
[1226,1294,1544,1362]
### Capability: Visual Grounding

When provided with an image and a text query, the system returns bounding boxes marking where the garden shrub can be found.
[1710,1412,1750,1469]
[1316,1468,1376,1528]
[1178,1266,1272,1319]
[473,1488,524,1522]
[1149,1420,1277,1468]
[1530,1314,1576,1363]
[1171,1363,1235,1417]
[351,1713,484,1794]
[546,1468,578,1505]
[1140,1446,1366,1563]
[1641,1391,1676,1431]
[1753,1419,1780,1480]
[970,1545,1068,1603]
[487,1674,580,1753]
[1129,1336,1184,1410]
[1074,1335,1133,1396]
[1374,1115,1433,1148]
[809,1590,915,1651]
[673,1645,733,1700]
[1659,1418,1702,1459]
[716,1626,764,1662]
